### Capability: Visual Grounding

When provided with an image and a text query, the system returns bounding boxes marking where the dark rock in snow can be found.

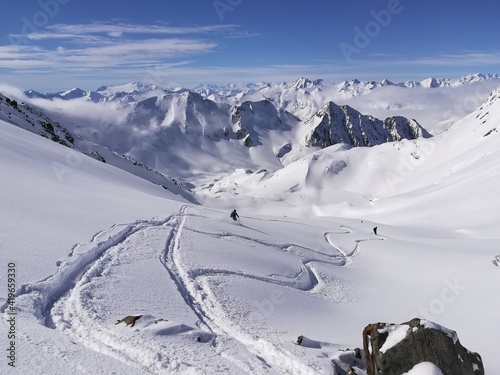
[304,102,430,148]
[231,100,288,146]
[363,318,484,375]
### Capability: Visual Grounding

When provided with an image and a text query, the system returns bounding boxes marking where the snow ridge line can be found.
[1,216,173,326]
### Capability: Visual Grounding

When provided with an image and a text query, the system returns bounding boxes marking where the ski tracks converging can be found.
[10,205,382,374]
[46,208,260,374]
[13,217,172,327]
[48,217,190,374]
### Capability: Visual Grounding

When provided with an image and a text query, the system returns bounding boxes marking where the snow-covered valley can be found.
[1,76,499,374]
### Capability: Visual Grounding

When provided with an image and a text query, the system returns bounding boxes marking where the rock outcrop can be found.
[231,100,290,147]
[363,318,484,375]
[304,102,430,148]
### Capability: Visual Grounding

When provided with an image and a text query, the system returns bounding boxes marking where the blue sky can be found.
[1,0,499,91]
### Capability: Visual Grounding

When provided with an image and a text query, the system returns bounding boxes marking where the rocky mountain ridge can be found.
[304,101,430,148]
[0,93,76,148]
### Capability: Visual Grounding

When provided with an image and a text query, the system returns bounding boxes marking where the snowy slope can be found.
[0,93,193,200]
[1,81,500,374]
[196,85,500,228]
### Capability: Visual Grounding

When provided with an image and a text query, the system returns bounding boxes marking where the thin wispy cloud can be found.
[1,0,499,92]
[19,22,239,42]
[48,22,238,36]
[0,21,252,80]
[0,38,215,71]
[1,20,233,75]
[360,51,500,68]
[410,52,500,67]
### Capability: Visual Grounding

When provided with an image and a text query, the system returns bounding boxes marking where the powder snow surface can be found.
[1,83,500,374]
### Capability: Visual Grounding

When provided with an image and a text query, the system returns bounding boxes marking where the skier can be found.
[373,226,378,235]
[230,209,239,221]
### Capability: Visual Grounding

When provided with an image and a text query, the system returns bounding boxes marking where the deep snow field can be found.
[1,83,500,374]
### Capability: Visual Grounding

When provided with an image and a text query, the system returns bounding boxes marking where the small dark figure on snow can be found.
[373,227,378,235]
[230,209,239,221]
[115,315,143,327]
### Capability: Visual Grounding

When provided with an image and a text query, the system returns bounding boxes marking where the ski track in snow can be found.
[157,207,380,374]
[9,205,381,374]
[12,217,173,328]
[325,225,383,261]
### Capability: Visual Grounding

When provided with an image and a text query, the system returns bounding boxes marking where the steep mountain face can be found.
[0,92,195,200]
[304,102,430,148]
[384,116,431,141]
[230,100,293,147]
[0,93,76,148]
[125,91,230,138]
[284,77,324,89]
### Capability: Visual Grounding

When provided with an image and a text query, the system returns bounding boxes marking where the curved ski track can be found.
[157,207,382,374]
[10,205,383,374]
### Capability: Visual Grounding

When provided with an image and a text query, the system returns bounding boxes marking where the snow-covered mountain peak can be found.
[420,77,440,88]
[96,81,161,94]
[285,77,323,89]
[60,87,86,99]
[303,100,429,148]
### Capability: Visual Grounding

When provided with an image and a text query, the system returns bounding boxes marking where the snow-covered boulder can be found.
[363,318,484,375]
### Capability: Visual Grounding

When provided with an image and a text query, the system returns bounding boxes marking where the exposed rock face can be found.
[305,102,430,148]
[363,318,484,375]
[0,93,76,148]
[231,100,289,147]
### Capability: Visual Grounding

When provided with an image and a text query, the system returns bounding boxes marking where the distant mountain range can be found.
[24,73,500,103]
[2,73,498,196]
